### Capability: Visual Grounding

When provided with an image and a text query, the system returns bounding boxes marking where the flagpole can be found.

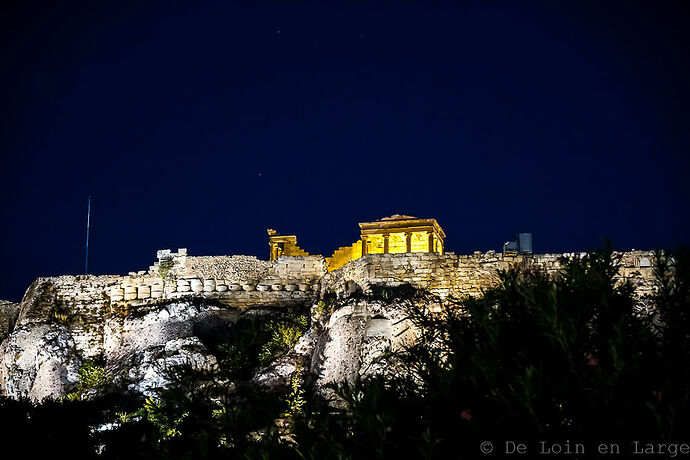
[85,196,91,274]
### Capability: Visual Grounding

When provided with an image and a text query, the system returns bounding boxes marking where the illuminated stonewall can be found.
[269,214,446,271]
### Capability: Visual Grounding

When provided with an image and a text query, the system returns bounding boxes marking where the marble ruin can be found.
[10,215,651,362]
[19,215,658,323]
[0,215,660,400]
[270,214,446,271]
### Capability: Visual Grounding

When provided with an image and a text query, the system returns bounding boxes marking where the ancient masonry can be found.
[32,215,657,330]
[269,214,447,271]
[0,215,662,401]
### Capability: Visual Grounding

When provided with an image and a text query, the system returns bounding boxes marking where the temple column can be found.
[428,232,434,253]
[405,232,412,253]
[361,237,368,255]
[383,234,389,253]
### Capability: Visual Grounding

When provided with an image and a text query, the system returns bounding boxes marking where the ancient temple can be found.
[268,215,446,271]
[266,229,312,260]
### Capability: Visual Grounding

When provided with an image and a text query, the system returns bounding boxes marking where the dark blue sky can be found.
[1,1,688,301]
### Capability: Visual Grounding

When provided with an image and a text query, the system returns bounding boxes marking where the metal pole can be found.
[85,196,91,274]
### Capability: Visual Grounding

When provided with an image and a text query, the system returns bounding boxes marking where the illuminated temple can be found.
[268,215,446,271]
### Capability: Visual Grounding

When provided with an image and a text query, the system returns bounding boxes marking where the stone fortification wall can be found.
[320,250,657,300]
[6,255,326,360]
[13,275,125,358]
[5,248,656,361]
[117,254,326,308]
[13,253,325,331]
[178,256,273,281]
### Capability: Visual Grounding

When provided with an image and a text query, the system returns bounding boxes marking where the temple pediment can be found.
[378,214,417,221]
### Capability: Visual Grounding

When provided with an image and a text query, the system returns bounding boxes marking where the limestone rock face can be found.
[103,302,234,397]
[0,299,234,401]
[0,272,427,403]
[0,280,247,401]
[307,296,419,395]
[253,352,300,390]
[0,324,80,400]
[0,300,20,342]
[123,336,219,397]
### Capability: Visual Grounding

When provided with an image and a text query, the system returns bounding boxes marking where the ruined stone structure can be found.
[267,230,312,260]
[0,215,659,401]
[321,250,657,300]
[104,249,326,309]
[20,215,658,316]
[270,215,447,271]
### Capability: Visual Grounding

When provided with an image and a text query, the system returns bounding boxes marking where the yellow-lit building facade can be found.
[268,215,446,271]
[267,229,312,260]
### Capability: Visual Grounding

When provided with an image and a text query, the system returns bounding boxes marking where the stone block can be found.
[110,288,124,302]
[177,280,190,292]
[137,286,151,299]
[203,280,216,292]
[190,279,203,293]
[124,286,137,301]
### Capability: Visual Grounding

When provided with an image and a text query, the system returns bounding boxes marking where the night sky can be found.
[1,1,688,301]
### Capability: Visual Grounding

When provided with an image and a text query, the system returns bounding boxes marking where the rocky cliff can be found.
[0,250,657,402]
[0,300,19,343]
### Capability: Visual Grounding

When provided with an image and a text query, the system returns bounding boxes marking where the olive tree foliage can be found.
[290,248,690,459]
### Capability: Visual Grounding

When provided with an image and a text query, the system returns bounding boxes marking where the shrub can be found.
[65,360,110,401]
[158,259,175,285]
[291,247,690,459]
[258,314,309,365]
